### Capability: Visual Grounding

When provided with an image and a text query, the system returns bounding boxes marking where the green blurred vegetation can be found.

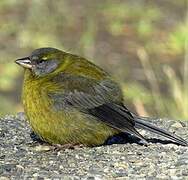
[0,0,188,120]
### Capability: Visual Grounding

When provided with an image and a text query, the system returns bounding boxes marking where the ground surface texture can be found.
[0,113,188,179]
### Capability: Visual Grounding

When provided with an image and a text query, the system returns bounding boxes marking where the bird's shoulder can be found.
[52,72,120,93]
[48,72,123,110]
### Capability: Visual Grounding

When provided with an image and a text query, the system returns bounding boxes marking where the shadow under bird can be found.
[15,47,188,147]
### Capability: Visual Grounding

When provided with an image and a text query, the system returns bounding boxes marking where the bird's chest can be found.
[23,85,49,121]
[22,79,61,137]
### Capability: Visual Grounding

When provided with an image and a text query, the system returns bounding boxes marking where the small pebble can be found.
[34,145,51,152]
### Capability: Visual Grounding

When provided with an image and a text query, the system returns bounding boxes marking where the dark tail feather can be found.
[134,117,188,146]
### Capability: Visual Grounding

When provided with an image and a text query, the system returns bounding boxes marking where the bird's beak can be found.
[15,57,32,69]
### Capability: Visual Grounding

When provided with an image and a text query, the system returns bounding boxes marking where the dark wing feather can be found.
[49,73,146,141]
[88,103,146,141]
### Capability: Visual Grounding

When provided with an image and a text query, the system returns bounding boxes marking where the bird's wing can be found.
[49,73,146,141]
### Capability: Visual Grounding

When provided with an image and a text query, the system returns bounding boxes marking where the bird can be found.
[15,47,188,147]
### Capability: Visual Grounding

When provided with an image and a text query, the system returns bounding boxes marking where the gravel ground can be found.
[0,113,188,180]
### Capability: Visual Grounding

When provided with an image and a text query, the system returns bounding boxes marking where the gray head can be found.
[15,47,66,76]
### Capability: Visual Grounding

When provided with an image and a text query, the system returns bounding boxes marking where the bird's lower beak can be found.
[15,57,32,69]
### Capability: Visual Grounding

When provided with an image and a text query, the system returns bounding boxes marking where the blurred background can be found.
[0,0,188,120]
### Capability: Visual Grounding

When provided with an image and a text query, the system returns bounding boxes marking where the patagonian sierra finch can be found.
[15,47,188,147]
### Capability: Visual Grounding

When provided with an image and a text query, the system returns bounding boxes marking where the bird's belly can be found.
[24,96,117,146]
[30,110,117,146]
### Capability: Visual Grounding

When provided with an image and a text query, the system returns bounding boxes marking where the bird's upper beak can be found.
[15,57,32,69]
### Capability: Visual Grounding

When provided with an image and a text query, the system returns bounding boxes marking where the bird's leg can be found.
[29,131,85,150]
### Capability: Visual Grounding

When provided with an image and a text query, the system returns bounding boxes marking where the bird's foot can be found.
[29,131,85,151]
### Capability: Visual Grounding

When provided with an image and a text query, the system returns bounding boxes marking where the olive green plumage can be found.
[15,47,187,146]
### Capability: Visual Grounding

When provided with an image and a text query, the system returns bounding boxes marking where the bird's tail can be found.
[134,116,188,146]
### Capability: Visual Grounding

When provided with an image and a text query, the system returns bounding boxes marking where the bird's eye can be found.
[38,59,45,64]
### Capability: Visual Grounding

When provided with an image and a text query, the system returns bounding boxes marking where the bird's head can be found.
[15,47,66,77]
